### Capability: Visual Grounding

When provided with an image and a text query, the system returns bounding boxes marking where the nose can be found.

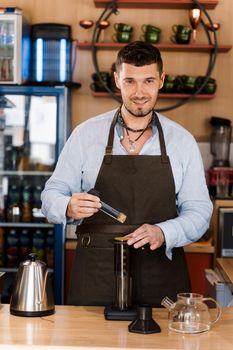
[133,82,145,98]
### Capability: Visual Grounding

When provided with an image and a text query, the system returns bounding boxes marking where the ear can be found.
[114,71,121,90]
[159,72,166,90]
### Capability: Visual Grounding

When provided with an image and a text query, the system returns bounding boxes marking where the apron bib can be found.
[68,109,191,306]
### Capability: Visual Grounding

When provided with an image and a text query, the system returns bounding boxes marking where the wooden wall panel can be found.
[1,0,233,139]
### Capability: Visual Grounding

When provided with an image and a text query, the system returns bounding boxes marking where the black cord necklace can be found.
[120,115,153,153]
[125,127,148,153]
[119,115,146,133]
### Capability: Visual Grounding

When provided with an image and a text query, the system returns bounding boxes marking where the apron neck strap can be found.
[104,108,169,164]
[153,112,169,163]
[104,108,120,164]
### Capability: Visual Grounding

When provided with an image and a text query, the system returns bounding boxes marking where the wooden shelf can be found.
[91,91,216,99]
[184,241,214,254]
[0,222,53,228]
[217,258,233,284]
[94,0,219,9]
[76,41,232,52]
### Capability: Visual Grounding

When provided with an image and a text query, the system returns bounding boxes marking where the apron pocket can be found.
[69,232,118,305]
[79,245,115,305]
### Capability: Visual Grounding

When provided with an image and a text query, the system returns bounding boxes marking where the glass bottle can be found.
[21,184,32,222]
[46,229,54,268]
[6,184,21,222]
[32,229,45,261]
[32,185,45,222]
[5,228,19,267]
[19,228,31,262]
[0,227,5,267]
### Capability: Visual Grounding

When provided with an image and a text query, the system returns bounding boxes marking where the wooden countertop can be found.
[217,258,233,284]
[0,304,233,349]
[66,239,215,253]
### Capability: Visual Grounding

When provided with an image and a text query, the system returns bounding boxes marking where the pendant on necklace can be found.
[129,141,135,152]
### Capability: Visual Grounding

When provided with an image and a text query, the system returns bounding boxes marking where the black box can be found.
[218,207,233,257]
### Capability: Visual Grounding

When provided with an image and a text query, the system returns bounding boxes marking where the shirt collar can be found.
[116,111,157,139]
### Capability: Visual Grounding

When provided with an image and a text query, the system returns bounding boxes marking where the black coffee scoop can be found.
[128,305,161,334]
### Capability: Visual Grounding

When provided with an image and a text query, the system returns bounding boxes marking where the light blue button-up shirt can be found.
[41,108,213,259]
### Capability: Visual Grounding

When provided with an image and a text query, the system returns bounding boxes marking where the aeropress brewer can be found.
[104,236,161,334]
[88,189,136,320]
[104,236,137,320]
[88,189,160,331]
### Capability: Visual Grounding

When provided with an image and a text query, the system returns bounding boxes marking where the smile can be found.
[132,99,148,106]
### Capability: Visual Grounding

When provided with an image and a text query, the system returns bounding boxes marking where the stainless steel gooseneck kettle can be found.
[10,253,55,317]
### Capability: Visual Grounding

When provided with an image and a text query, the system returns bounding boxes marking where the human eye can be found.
[145,78,155,84]
[124,78,134,85]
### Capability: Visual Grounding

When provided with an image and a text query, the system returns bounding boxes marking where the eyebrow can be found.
[123,76,156,80]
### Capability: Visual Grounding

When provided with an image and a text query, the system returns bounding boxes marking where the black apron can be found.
[68,109,191,306]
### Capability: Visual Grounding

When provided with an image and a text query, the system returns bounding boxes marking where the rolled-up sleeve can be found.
[41,111,115,226]
[157,139,213,259]
[41,127,83,225]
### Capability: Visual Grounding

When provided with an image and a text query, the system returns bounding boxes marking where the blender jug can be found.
[210,116,232,167]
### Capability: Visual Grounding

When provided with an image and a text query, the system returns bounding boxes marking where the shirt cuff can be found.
[66,218,83,225]
[156,221,176,260]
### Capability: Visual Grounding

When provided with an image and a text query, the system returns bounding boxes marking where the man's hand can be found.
[126,224,165,250]
[66,192,101,220]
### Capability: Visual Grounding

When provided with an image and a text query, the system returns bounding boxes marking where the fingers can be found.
[127,228,149,248]
[150,242,161,250]
[67,192,101,220]
[127,224,149,246]
[127,224,165,250]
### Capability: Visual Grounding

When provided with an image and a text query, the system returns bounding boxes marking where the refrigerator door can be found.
[0,85,71,304]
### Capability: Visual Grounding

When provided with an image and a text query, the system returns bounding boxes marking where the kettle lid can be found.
[28,253,37,262]
[21,253,46,267]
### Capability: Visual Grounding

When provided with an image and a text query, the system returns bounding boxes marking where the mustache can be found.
[131,97,148,102]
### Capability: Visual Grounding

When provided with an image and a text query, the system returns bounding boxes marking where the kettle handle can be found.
[202,297,222,324]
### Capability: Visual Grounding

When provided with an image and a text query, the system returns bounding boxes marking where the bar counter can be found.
[0,304,233,349]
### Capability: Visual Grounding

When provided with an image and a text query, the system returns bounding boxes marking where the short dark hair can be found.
[115,41,163,75]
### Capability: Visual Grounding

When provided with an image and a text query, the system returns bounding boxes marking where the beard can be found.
[124,104,154,117]
[122,95,157,118]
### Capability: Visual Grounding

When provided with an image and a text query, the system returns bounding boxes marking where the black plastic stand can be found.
[128,306,161,334]
[104,305,137,321]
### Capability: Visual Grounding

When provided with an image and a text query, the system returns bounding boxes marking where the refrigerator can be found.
[0,85,71,304]
[0,7,30,84]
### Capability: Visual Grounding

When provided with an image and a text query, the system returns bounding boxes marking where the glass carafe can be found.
[161,293,221,334]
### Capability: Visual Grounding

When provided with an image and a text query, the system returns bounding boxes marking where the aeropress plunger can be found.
[104,236,137,320]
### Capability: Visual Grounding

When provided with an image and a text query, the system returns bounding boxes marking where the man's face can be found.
[114,63,165,118]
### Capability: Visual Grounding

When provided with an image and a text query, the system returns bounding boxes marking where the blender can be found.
[210,116,232,167]
[208,116,233,197]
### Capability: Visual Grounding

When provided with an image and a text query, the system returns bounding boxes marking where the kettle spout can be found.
[161,296,175,310]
